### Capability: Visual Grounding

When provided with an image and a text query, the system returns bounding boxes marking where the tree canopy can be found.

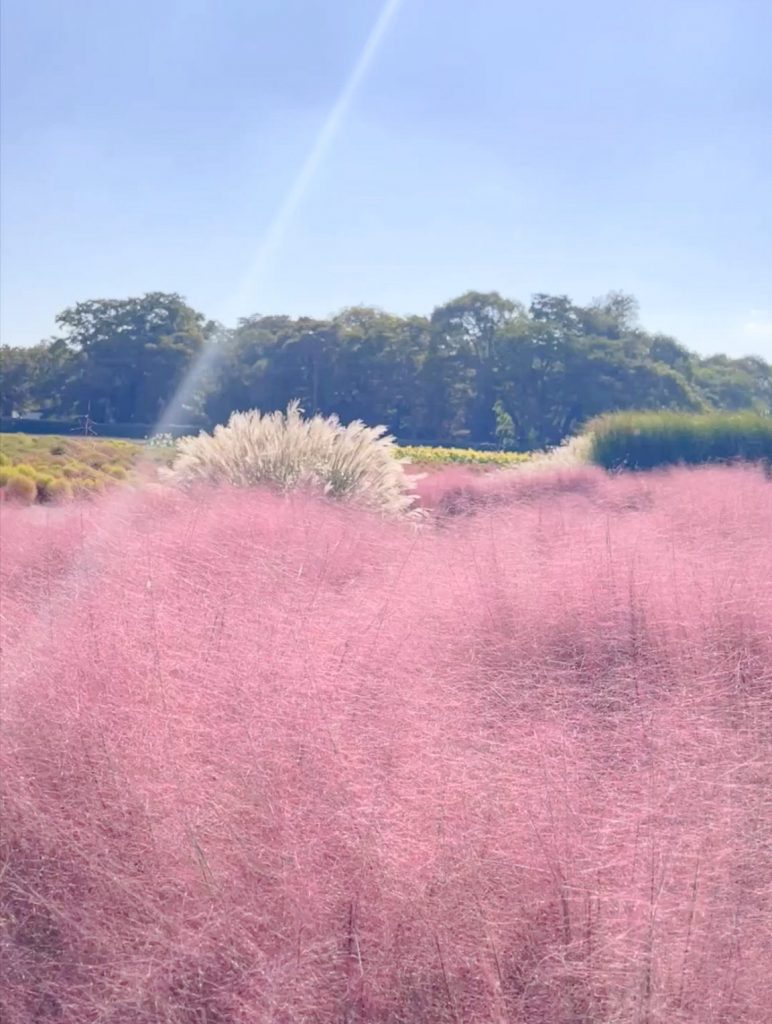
[2,289,770,449]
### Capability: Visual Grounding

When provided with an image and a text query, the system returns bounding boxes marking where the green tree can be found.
[494,318,705,448]
[694,354,772,412]
[6,287,770,446]
[578,291,640,338]
[0,340,80,416]
[55,293,211,423]
[203,315,335,426]
[332,307,429,434]
[1,345,38,415]
[431,291,523,442]
[646,334,694,376]
[493,399,516,449]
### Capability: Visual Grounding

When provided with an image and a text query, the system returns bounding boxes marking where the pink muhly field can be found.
[1,466,771,1024]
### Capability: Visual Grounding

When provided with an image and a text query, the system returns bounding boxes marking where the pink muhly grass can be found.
[1,465,771,1023]
[414,462,611,516]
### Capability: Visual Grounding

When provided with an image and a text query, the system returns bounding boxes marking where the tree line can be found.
[2,290,770,449]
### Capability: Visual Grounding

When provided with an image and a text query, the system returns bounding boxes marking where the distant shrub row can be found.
[398,444,532,467]
[587,411,772,470]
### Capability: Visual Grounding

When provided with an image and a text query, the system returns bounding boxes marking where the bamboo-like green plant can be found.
[587,411,772,470]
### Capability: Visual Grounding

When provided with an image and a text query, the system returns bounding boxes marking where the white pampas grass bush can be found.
[167,402,419,515]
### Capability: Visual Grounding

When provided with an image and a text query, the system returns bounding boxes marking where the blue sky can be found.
[2,0,771,357]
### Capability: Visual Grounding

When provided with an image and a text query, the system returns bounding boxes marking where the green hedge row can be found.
[587,411,772,470]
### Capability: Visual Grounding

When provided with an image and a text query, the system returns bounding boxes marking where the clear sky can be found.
[2,0,770,357]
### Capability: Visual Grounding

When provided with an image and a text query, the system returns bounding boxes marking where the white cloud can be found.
[743,310,772,340]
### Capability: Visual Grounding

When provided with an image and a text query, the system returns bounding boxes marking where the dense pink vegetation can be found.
[1,466,771,1023]
[414,462,635,515]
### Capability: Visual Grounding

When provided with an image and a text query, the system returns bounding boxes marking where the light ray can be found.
[153,0,404,436]
[4,0,406,661]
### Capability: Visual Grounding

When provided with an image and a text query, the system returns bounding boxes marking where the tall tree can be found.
[694,354,772,412]
[431,292,523,442]
[1,345,38,416]
[0,340,80,417]
[6,287,770,444]
[55,293,211,423]
[578,291,640,338]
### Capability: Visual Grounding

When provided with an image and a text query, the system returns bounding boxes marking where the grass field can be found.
[0,433,148,501]
[0,434,529,504]
[2,463,770,1023]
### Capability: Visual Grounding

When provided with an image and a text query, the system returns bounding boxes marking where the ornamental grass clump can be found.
[587,410,772,469]
[168,401,418,515]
